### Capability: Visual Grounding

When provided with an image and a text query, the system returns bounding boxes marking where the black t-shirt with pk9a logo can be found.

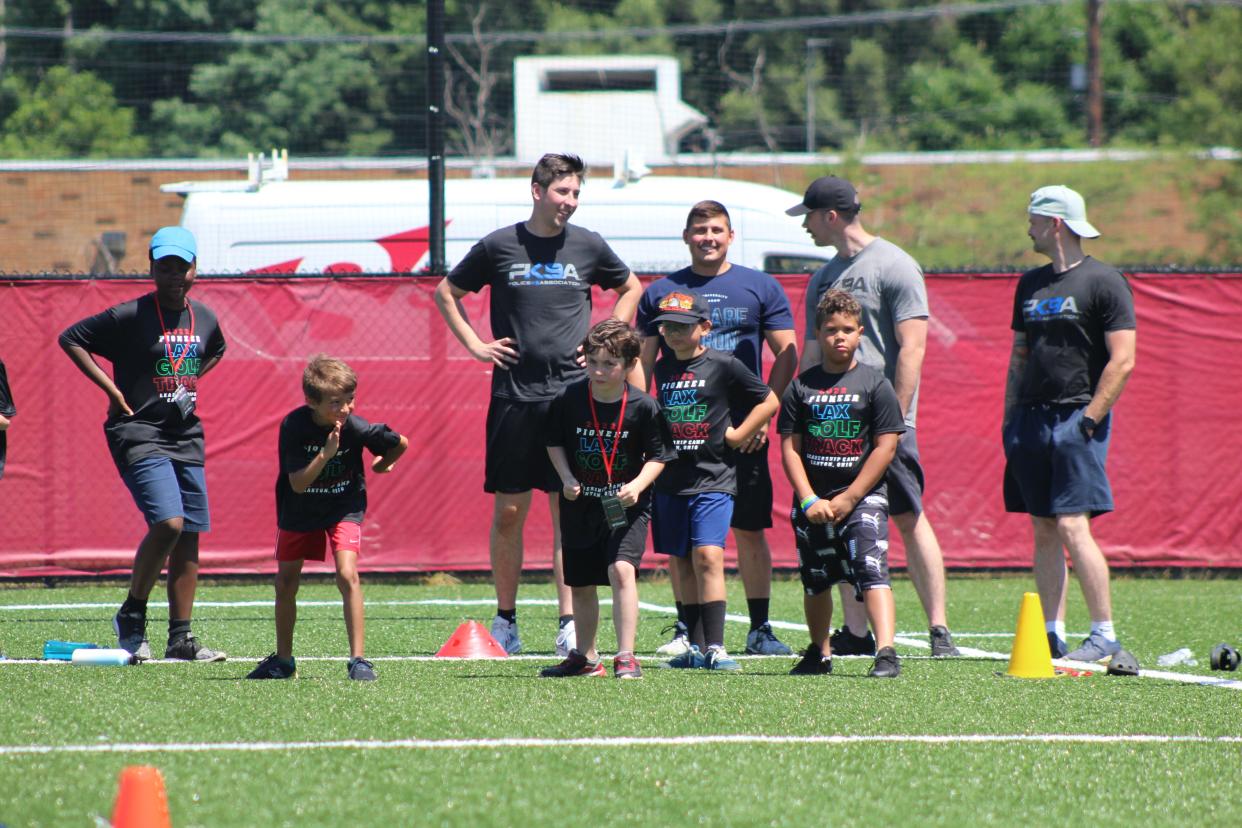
[275,407,402,532]
[653,348,772,496]
[59,293,226,469]
[777,363,905,500]
[448,223,630,402]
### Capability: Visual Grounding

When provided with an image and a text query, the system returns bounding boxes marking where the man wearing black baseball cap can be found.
[789,176,961,658]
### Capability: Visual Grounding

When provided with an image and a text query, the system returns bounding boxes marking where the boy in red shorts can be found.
[247,355,407,681]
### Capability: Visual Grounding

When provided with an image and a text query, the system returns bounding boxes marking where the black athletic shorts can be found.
[730,444,774,531]
[562,509,649,588]
[484,397,560,494]
[885,429,925,518]
[791,494,891,597]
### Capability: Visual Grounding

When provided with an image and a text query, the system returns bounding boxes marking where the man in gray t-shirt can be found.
[788,176,960,657]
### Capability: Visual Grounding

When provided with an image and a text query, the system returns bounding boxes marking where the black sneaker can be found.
[789,644,832,675]
[539,649,606,677]
[347,657,377,681]
[246,653,296,679]
[868,646,901,678]
[113,609,152,661]
[929,625,961,657]
[1047,632,1069,659]
[165,635,226,662]
[829,627,876,656]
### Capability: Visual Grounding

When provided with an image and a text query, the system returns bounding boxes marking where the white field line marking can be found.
[0,733,1238,758]
[3,597,1239,690]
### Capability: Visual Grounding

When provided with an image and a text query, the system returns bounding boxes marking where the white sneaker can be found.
[745,623,793,655]
[655,622,691,657]
[555,619,576,657]
[490,615,522,654]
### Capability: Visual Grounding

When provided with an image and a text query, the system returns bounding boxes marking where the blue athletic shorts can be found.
[120,455,210,532]
[885,429,925,518]
[651,491,734,557]
[1003,404,1114,517]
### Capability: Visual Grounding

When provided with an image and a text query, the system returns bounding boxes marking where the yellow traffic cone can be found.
[1006,592,1056,678]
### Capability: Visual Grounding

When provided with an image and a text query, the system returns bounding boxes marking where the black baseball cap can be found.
[785,176,861,216]
[652,291,711,324]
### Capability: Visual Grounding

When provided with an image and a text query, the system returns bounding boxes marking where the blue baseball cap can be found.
[149,226,197,262]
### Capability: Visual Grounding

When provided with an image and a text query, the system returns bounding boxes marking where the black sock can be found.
[497,608,516,623]
[682,603,704,650]
[675,601,686,629]
[747,598,770,631]
[168,618,191,642]
[119,594,147,617]
[701,601,727,650]
[558,614,573,628]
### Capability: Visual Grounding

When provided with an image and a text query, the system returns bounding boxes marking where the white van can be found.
[165,174,832,276]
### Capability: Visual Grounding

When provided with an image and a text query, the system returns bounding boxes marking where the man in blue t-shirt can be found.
[637,200,798,657]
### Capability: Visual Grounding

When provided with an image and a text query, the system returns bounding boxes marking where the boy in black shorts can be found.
[540,320,673,679]
[651,292,779,671]
[247,355,408,681]
[779,290,905,678]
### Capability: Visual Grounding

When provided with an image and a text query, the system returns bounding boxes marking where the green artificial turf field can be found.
[1,574,1239,827]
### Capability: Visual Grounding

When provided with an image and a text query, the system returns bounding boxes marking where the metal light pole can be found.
[805,38,831,154]
[426,0,446,274]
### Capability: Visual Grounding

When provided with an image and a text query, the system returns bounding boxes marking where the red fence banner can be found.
[1,272,1238,576]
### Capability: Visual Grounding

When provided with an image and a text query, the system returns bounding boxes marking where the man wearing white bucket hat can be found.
[1003,185,1137,663]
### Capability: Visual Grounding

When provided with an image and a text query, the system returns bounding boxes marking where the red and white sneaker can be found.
[539,649,606,677]
[613,652,643,679]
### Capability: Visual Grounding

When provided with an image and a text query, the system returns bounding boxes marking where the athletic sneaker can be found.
[662,645,706,669]
[745,623,793,655]
[613,653,643,679]
[164,635,226,662]
[539,649,606,678]
[929,625,961,657]
[554,619,577,658]
[868,646,901,678]
[789,644,832,675]
[1047,632,1069,659]
[704,646,741,672]
[347,657,377,681]
[490,615,522,655]
[655,621,691,657]
[829,627,876,656]
[113,609,152,662]
[246,653,297,680]
[1066,632,1122,663]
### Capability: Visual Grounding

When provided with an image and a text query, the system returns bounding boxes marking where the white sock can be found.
[1090,621,1116,641]
[1045,620,1066,640]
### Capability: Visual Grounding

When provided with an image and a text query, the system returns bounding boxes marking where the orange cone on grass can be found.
[435,620,509,658]
[1006,591,1056,678]
[112,765,171,828]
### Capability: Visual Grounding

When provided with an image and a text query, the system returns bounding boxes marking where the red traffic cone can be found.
[112,765,171,828]
[435,620,509,658]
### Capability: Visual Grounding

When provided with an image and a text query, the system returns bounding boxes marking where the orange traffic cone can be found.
[435,620,509,658]
[112,765,171,828]
[1006,592,1056,679]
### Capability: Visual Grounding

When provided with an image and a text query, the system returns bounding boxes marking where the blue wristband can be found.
[800,495,820,512]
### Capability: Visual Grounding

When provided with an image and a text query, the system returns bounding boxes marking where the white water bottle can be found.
[71,648,136,666]
[1156,647,1197,667]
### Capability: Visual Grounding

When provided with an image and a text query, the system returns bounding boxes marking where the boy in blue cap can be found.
[60,226,228,662]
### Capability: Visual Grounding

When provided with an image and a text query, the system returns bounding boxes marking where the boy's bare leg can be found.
[862,587,896,651]
[609,561,638,654]
[548,494,572,616]
[1056,514,1113,622]
[491,492,532,610]
[803,591,834,657]
[673,555,699,604]
[166,530,200,621]
[893,511,949,628]
[335,549,365,658]
[692,545,727,604]
[274,559,303,660]
[838,583,869,636]
[1031,516,1069,624]
[128,517,183,601]
[735,528,772,603]
[571,585,599,661]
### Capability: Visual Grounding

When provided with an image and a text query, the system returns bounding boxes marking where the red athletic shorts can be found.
[275,522,363,562]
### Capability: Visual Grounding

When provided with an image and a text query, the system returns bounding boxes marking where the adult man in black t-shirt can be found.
[60,227,228,662]
[434,153,643,655]
[1003,185,1137,663]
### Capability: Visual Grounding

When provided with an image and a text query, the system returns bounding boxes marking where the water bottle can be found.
[1155,647,1197,667]
[71,648,136,666]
